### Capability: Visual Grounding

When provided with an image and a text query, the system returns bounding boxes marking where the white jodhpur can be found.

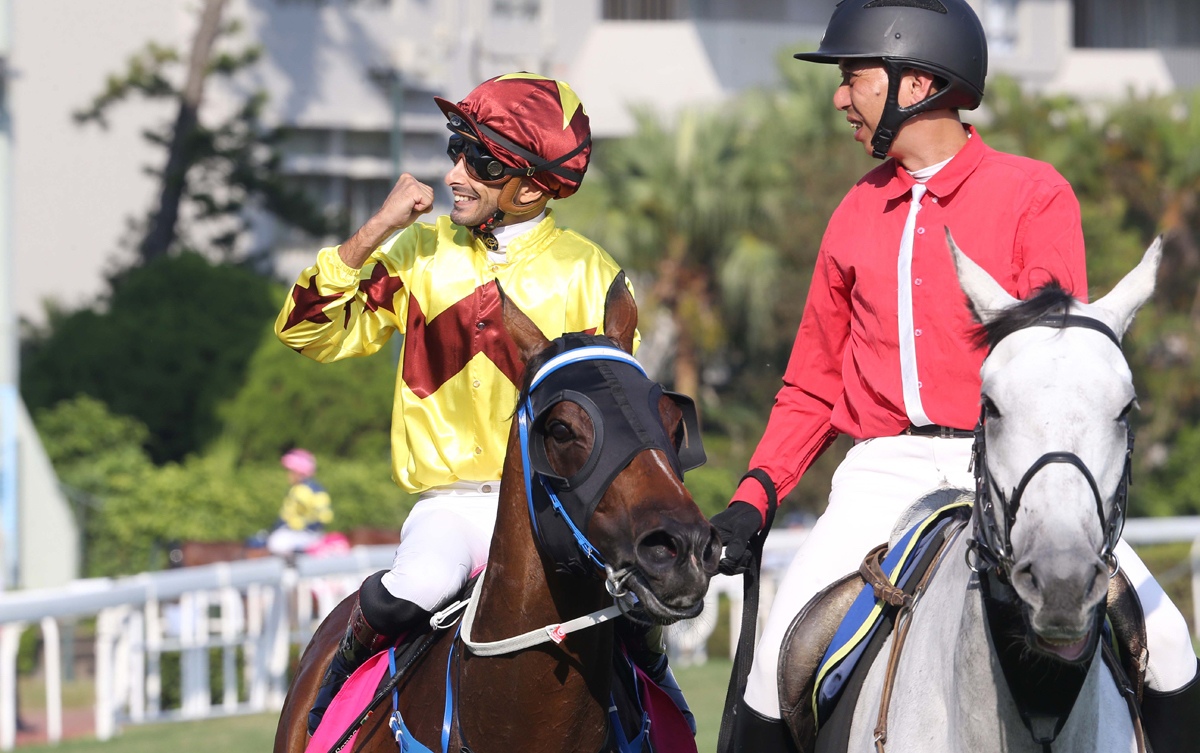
[743,436,1199,720]
[380,481,500,612]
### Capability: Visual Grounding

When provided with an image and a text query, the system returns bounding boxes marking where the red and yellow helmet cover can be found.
[435,73,591,199]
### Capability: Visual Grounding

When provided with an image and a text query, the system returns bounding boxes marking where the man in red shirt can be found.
[712,0,1199,749]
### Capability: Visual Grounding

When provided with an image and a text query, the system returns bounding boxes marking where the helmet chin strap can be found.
[469,178,550,244]
[869,60,962,160]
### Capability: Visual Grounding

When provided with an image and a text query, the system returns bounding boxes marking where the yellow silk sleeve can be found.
[275,225,430,362]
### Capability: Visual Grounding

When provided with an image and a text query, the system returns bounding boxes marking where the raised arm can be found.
[275,174,434,362]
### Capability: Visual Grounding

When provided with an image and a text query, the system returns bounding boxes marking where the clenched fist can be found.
[338,174,435,269]
[377,174,435,232]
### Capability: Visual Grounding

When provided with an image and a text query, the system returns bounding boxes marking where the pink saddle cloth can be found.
[305,653,697,753]
[304,649,392,753]
[634,663,699,753]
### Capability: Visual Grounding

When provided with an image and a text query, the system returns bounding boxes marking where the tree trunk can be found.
[138,0,228,263]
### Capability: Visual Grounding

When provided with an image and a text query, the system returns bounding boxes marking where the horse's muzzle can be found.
[629,520,720,620]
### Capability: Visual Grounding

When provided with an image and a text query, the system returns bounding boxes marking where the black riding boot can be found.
[1142,659,1200,753]
[616,617,696,735]
[307,571,431,737]
[725,696,797,753]
[306,594,392,736]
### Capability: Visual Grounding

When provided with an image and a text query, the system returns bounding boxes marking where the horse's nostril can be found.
[637,530,679,570]
[1017,561,1039,591]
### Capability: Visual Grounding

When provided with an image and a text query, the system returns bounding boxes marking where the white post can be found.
[221,587,238,712]
[268,572,295,708]
[112,608,131,720]
[0,622,22,750]
[179,591,196,718]
[127,610,145,723]
[194,590,210,717]
[246,583,264,711]
[1191,537,1200,641]
[40,617,61,744]
[94,609,115,742]
[144,598,161,718]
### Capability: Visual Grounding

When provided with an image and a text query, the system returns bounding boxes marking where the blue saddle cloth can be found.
[812,501,970,730]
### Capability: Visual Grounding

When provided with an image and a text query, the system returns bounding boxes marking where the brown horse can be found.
[274,280,720,753]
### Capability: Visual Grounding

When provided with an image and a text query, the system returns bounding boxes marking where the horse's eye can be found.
[1118,399,1137,420]
[548,421,573,443]
[982,396,1001,419]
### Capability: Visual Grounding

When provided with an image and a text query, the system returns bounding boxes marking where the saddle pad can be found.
[813,501,969,728]
[305,649,393,753]
[634,664,697,753]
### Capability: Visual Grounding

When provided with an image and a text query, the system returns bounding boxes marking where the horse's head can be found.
[500,274,720,623]
[948,231,1161,662]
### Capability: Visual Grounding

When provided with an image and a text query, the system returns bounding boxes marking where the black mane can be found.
[972,280,1077,351]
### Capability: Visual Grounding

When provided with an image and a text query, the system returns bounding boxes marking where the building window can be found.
[983,0,1019,56]
[1074,0,1200,49]
[493,0,539,19]
[602,0,688,21]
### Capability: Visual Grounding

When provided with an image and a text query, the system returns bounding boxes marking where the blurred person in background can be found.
[264,448,333,556]
[278,73,694,738]
[710,0,1199,750]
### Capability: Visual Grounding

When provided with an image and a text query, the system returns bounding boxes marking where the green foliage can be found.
[74,19,344,258]
[22,253,279,463]
[35,396,409,577]
[217,324,395,464]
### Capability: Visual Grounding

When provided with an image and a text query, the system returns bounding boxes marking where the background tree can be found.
[73,3,343,260]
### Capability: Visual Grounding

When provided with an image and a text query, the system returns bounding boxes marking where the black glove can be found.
[710,501,764,575]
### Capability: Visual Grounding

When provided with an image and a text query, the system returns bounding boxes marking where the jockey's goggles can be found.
[445,113,590,185]
[446,118,519,183]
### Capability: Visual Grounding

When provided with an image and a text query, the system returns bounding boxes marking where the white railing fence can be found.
[0,517,1197,748]
[0,546,395,749]
[664,517,1200,666]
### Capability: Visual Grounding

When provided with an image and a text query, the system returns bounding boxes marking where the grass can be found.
[676,658,733,752]
[16,660,733,752]
[19,714,277,752]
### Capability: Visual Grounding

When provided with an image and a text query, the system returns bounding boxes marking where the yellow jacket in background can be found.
[279,479,333,531]
[275,210,635,493]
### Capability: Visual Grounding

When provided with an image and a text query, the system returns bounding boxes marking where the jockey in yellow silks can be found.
[264,449,333,556]
[281,74,694,738]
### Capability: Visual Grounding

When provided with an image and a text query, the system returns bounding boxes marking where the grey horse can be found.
[842,234,1164,752]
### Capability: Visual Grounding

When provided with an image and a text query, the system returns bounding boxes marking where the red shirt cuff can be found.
[732,478,770,525]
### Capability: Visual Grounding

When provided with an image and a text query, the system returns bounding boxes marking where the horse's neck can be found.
[456,452,612,750]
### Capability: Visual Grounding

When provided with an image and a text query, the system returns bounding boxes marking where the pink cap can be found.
[281,448,316,478]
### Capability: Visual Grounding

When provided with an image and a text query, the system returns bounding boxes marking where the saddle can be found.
[307,573,695,753]
[777,513,1149,752]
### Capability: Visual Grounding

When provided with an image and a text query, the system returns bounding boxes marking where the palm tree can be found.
[562,106,786,399]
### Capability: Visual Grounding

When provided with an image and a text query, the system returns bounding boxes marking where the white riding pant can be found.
[380,481,500,613]
[743,436,1199,719]
[266,527,323,556]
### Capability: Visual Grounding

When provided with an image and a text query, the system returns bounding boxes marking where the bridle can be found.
[967,311,1134,578]
[516,335,705,578]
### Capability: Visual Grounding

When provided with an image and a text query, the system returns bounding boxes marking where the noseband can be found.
[968,312,1134,577]
[516,334,706,577]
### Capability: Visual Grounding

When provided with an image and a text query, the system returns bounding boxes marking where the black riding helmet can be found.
[796,0,988,160]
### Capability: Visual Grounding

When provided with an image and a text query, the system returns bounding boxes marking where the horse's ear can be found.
[1091,236,1162,339]
[945,228,1018,324]
[498,281,551,364]
[603,272,638,354]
